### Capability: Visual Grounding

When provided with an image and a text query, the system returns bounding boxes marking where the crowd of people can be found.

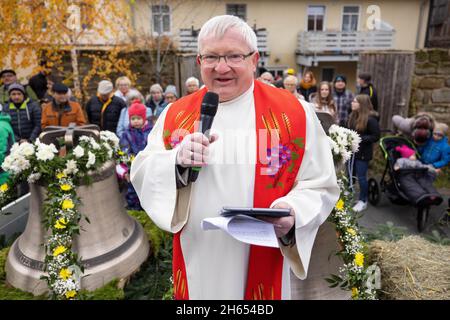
[258,67,449,213]
[0,67,202,209]
[0,62,448,214]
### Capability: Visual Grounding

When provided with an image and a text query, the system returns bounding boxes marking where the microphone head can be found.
[201,92,219,117]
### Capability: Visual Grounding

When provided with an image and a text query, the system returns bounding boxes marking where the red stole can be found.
[163,81,306,300]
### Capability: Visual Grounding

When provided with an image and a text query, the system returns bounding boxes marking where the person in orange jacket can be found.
[41,83,86,129]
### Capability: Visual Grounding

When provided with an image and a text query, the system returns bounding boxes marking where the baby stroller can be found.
[367,135,442,232]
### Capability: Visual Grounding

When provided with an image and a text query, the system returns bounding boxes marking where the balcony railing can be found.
[297,30,395,54]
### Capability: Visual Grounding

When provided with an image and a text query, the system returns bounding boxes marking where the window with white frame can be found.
[226,4,247,21]
[152,5,171,34]
[307,5,325,31]
[342,6,359,31]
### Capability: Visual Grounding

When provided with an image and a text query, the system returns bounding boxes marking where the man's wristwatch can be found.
[279,225,296,247]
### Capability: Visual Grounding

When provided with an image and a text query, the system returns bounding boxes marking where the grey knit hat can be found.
[164,85,178,97]
[8,83,26,95]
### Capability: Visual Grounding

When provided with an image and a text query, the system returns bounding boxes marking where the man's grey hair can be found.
[197,15,258,53]
[260,71,274,81]
[185,76,200,87]
[125,89,144,106]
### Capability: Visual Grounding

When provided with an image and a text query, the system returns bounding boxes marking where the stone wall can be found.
[411,49,450,124]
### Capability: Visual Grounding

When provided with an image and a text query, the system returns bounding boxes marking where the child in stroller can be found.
[393,144,442,207]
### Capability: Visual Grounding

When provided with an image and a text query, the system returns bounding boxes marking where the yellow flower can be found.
[54,218,68,230]
[59,268,72,280]
[56,172,66,179]
[53,245,67,257]
[352,287,359,298]
[130,155,135,162]
[65,290,77,299]
[0,183,8,192]
[335,199,344,211]
[347,228,357,236]
[354,252,364,267]
[62,199,74,210]
[60,184,72,191]
[118,150,125,156]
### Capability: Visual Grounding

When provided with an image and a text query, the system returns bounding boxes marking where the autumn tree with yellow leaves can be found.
[0,0,133,100]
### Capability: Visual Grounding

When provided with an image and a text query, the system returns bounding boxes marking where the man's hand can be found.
[258,202,295,238]
[176,132,218,168]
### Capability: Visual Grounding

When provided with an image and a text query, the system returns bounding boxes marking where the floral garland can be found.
[0,131,122,299]
[326,125,380,300]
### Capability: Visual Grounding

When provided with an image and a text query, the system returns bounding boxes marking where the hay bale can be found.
[368,236,450,300]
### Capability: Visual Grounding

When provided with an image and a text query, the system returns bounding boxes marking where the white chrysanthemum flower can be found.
[100,131,119,149]
[90,140,101,150]
[73,146,84,158]
[18,142,35,157]
[36,143,58,161]
[79,136,91,143]
[63,160,79,175]
[27,172,42,184]
[86,151,96,168]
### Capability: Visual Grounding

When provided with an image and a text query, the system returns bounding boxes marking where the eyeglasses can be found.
[198,51,255,67]
[433,132,444,137]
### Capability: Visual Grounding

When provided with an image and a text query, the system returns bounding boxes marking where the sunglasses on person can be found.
[433,132,444,137]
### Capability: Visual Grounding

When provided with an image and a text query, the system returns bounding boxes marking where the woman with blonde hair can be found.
[298,70,317,102]
[114,76,132,102]
[312,81,337,121]
[348,94,380,212]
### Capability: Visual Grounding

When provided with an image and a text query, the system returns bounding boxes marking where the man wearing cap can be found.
[2,83,41,143]
[41,83,86,129]
[332,75,354,127]
[86,80,126,132]
[0,69,38,105]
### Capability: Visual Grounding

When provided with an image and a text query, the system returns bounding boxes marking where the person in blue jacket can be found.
[418,122,450,174]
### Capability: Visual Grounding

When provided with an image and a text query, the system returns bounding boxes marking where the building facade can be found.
[132,0,430,91]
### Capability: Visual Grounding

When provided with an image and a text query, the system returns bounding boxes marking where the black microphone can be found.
[189,92,219,183]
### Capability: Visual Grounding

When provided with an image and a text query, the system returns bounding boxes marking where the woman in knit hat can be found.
[164,85,178,104]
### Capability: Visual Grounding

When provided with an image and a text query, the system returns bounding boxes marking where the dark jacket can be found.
[350,115,380,161]
[86,95,126,132]
[3,98,41,141]
[298,85,317,102]
[358,84,379,111]
[145,98,168,119]
[28,72,48,100]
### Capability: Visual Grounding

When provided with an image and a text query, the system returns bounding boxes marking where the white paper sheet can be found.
[201,214,279,248]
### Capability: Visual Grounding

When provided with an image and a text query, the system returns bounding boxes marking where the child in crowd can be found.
[119,101,153,210]
[417,122,450,174]
[394,144,442,207]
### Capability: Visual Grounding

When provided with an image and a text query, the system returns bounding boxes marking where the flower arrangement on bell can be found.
[0,130,124,299]
[326,125,380,300]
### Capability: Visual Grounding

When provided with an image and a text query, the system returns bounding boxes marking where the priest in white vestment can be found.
[131,15,340,300]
